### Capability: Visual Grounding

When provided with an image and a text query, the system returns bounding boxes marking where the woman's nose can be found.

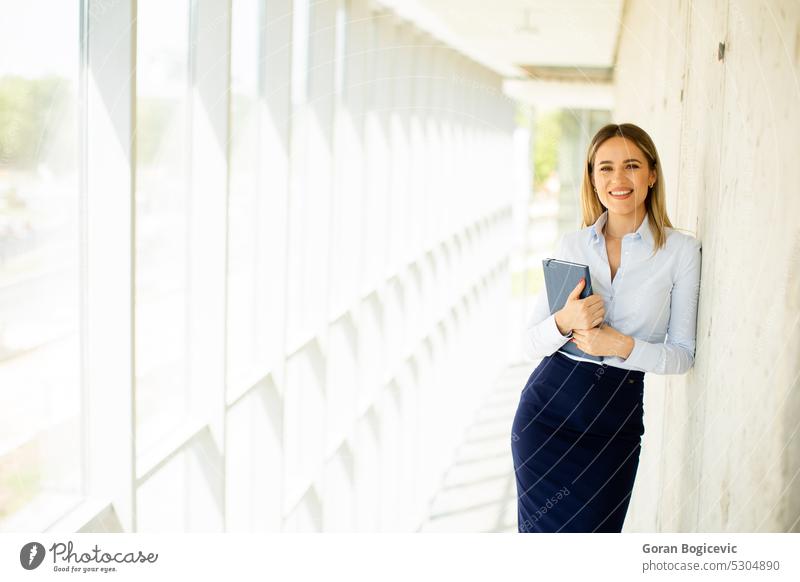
[610,166,629,182]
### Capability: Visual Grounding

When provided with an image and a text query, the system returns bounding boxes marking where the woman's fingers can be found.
[576,305,602,328]
[585,295,603,309]
[573,326,598,338]
[579,301,603,321]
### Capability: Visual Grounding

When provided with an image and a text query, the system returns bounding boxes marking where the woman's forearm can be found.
[617,334,635,359]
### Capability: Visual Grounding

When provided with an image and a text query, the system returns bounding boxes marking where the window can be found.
[0,0,82,525]
[135,0,192,453]
[227,0,261,390]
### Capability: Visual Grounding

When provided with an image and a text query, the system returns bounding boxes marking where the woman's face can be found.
[591,136,656,216]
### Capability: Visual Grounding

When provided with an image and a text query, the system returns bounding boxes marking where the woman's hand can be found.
[555,278,605,334]
[571,323,635,358]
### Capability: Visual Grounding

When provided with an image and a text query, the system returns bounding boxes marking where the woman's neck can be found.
[604,209,646,239]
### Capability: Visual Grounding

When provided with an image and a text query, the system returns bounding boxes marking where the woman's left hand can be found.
[571,323,633,358]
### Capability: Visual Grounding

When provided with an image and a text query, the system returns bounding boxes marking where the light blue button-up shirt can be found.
[523,210,702,374]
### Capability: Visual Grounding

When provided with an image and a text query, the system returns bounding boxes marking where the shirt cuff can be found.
[621,337,660,372]
[549,314,573,340]
[523,313,574,361]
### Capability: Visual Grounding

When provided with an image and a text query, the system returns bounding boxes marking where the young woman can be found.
[511,123,702,533]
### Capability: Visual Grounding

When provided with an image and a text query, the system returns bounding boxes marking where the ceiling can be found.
[376,0,625,107]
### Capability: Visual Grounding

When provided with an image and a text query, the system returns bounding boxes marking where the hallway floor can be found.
[419,362,533,533]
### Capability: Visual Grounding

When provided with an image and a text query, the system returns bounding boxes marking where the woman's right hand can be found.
[554,278,605,335]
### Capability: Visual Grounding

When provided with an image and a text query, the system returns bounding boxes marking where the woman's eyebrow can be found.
[597,158,642,165]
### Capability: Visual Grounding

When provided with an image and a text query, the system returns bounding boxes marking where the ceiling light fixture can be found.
[515,7,539,35]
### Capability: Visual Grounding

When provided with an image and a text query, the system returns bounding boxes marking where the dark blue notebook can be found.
[541,258,603,362]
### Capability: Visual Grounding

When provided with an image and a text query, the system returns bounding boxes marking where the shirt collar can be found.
[590,210,654,248]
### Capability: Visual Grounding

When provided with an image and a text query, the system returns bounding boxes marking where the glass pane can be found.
[0,1,82,524]
[135,0,191,453]
[227,0,260,389]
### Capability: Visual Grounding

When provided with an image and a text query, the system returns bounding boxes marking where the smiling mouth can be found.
[609,190,633,198]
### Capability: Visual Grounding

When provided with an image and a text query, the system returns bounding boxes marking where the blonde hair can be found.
[580,123,677,257]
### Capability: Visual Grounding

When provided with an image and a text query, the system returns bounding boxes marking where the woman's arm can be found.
[619,237,702,374]
[521,235,574,361]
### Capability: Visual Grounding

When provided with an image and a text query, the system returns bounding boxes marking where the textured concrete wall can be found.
[614,0,800,532]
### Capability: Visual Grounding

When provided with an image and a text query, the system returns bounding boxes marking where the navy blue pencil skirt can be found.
[510,350,645,533]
